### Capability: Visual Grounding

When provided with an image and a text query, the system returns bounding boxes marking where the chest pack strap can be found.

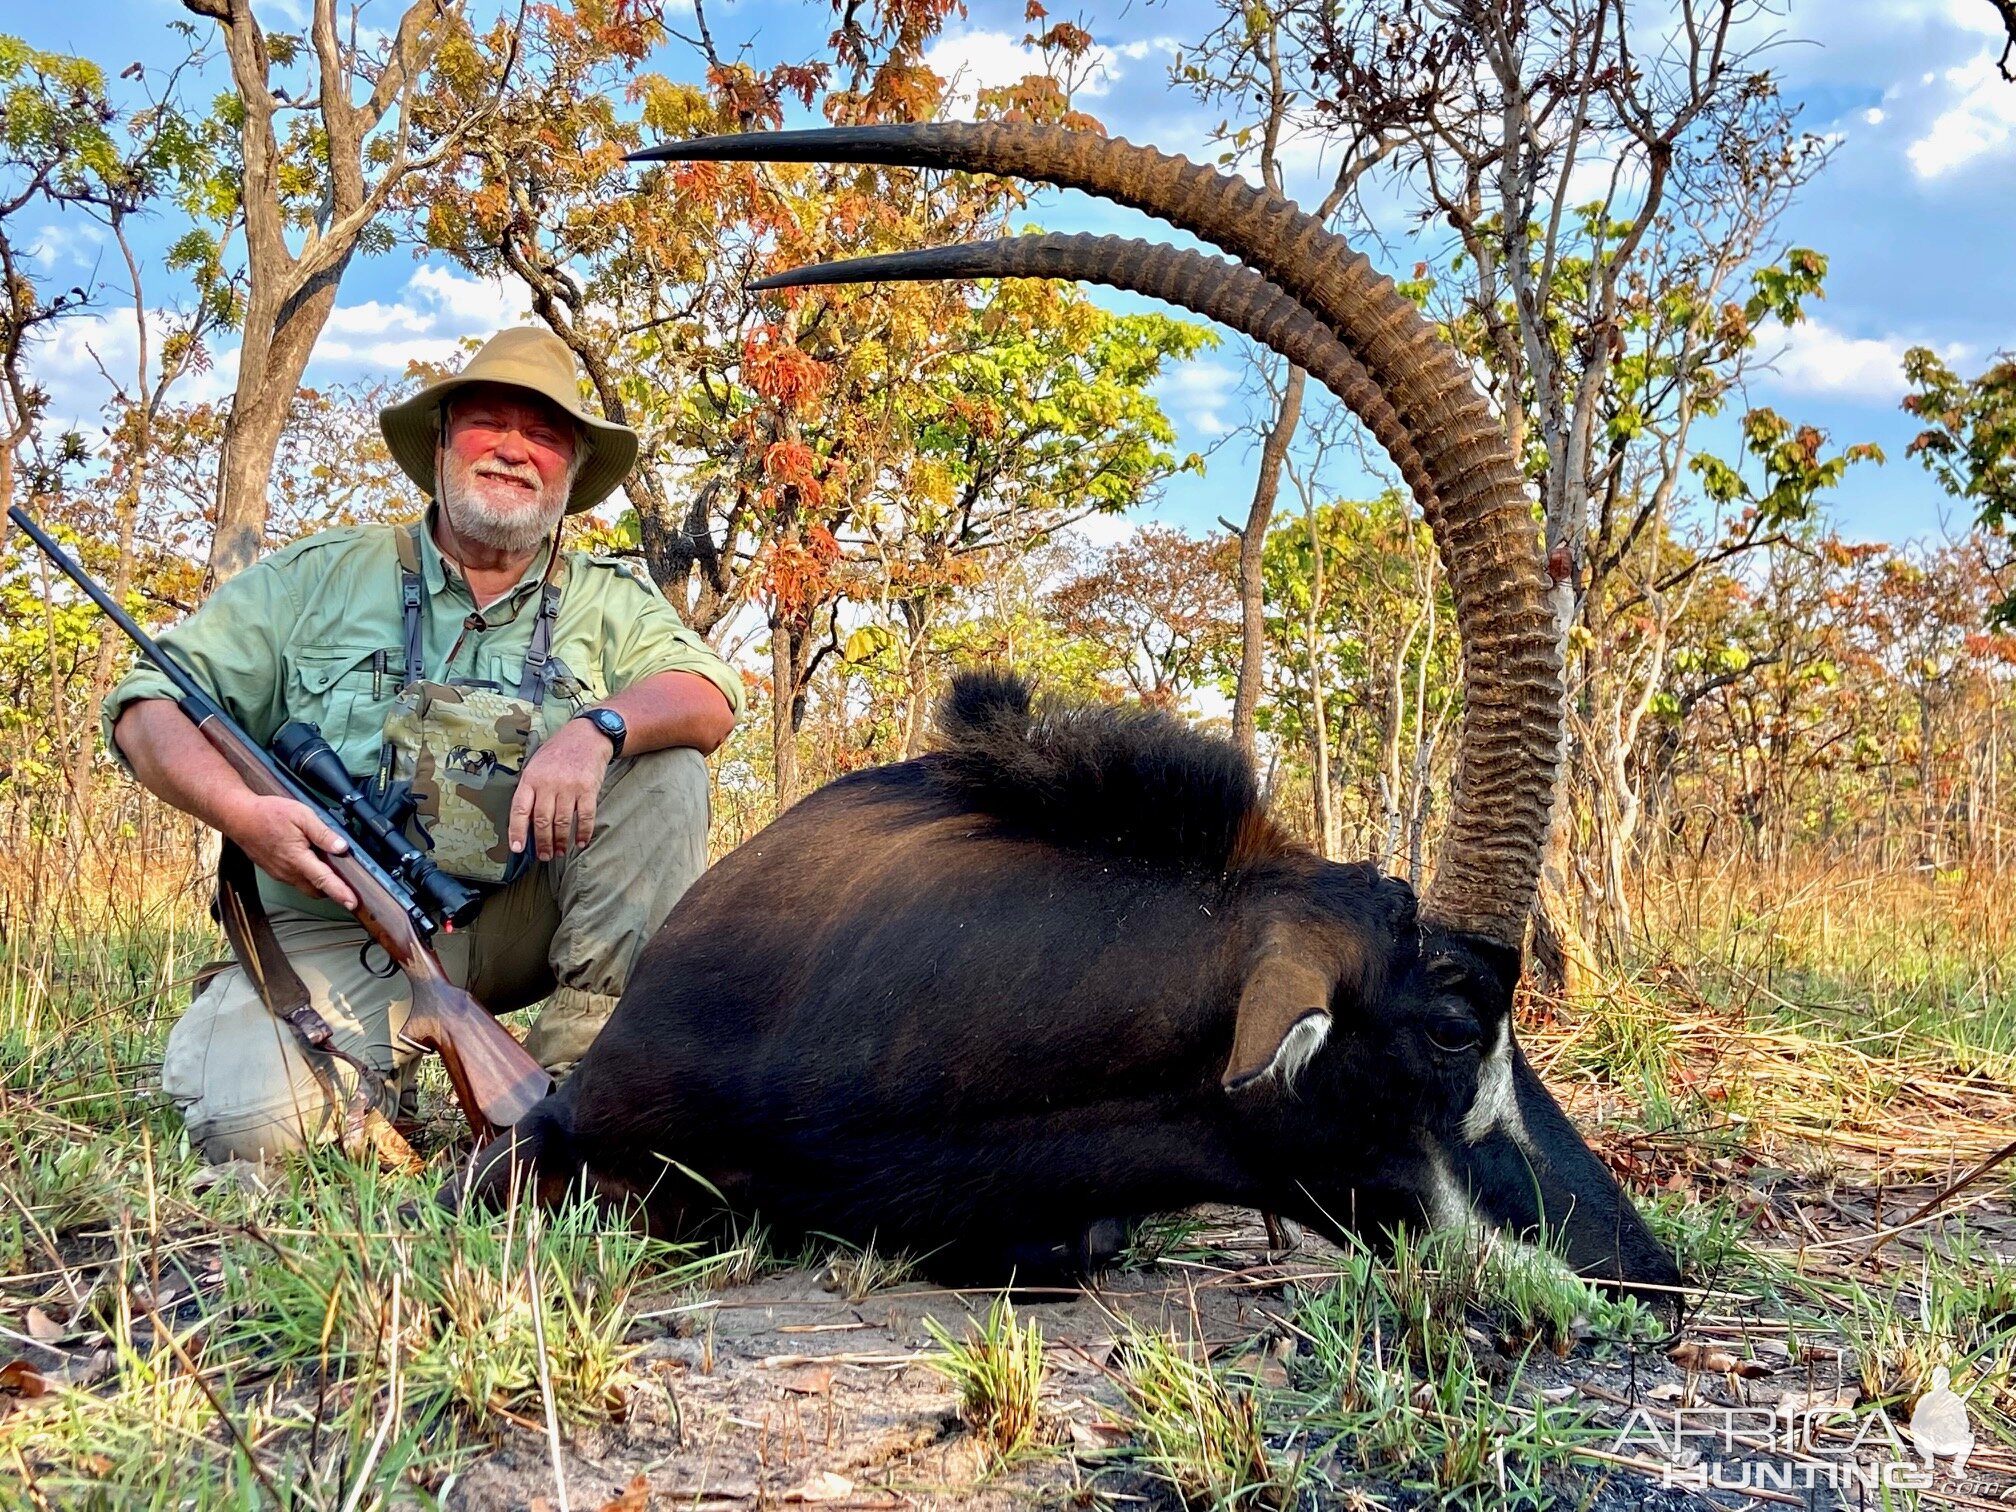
[393,522,569,709]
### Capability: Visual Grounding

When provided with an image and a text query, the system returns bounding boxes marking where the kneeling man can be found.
[106,328,742,1162]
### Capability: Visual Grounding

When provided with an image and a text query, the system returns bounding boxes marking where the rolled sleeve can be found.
[599,566,745,720]
[101,561,294,774]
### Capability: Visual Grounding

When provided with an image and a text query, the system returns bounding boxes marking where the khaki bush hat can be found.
[379,327,639,513]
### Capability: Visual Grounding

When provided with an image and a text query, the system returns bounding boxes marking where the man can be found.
[106,328,742,1163]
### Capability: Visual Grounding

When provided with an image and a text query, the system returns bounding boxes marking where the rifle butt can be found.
[402,976,554,1139]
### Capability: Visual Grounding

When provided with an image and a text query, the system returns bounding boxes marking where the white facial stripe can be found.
[1425,1145,1477,1231]
[1259,1013,1329,1094]
[1461,1017,1533,1151]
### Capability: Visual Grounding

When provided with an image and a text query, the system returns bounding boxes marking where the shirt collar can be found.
[417,503,558,609]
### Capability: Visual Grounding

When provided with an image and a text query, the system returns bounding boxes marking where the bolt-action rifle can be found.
[9,506,553,1141]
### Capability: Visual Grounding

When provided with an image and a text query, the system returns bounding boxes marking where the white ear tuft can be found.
[1226,1011,1329,1095]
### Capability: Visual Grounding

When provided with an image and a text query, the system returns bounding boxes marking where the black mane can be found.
[922,669,1280,874]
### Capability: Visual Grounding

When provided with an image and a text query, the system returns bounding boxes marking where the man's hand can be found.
[224,794,359,909]
[511,720,614,860]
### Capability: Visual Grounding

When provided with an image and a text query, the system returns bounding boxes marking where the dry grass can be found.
[3,796,2014,1505]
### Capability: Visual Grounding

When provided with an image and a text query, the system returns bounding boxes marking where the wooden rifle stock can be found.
[200,721,553,1140]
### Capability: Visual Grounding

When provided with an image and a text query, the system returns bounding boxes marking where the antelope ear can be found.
[1223,935,1334,1092]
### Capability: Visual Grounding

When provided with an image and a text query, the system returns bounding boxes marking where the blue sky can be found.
[16,0,2016,551]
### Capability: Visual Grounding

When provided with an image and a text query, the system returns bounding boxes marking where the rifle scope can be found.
[272,722,484,929]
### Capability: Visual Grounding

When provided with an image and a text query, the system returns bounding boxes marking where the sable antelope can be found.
[466,125,1680,1296]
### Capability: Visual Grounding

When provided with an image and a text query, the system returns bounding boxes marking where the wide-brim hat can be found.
[379,327,639,514]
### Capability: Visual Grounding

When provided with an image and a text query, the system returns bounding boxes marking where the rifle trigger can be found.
[359,940,399,979]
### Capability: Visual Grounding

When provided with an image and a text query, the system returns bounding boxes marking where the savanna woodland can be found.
[3,0,2015,1507]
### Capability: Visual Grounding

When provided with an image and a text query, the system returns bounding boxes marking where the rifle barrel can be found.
[6,506,433,938]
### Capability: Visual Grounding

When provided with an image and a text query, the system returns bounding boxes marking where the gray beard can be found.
[438,469,568,556]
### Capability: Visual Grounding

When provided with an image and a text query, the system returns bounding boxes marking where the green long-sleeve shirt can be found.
[104,508,743,917]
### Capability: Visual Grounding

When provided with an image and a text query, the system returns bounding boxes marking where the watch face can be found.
[592,709,623,736]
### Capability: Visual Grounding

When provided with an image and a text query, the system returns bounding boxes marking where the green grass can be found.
[924,1293,1048,1468]
[0,911,727,1508]
[6,860,2015,1508]
[1115,1322,1295,1510]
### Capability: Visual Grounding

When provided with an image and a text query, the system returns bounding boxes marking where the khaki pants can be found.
[163,747,710,1163]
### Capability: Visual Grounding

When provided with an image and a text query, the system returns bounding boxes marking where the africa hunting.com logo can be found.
[1609,1367,1975,1495]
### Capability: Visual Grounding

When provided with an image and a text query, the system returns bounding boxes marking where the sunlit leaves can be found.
[1902,348,2016,622]
[1689,408,1884,530]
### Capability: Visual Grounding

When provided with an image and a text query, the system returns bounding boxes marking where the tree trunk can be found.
[207,277,345,583]
[771,617,800,807]
[1233,367,1305,762]
[187,0,474,583]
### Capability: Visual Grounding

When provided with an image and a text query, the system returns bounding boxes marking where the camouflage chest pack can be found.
[371,524,569,889]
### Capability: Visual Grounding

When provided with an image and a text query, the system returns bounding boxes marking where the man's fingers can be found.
[296,805,349,855]
[509,782,536,853]
[574,797,596,852]
[295,847,358,910]
[533,786,560,860]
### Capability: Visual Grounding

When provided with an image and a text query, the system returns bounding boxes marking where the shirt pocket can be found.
[291,645,397,776]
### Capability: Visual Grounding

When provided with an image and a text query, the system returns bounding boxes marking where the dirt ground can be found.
[447,1192,2016,1512]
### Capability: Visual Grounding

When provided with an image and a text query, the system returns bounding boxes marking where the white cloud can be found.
[29,306,241,438]
[923,27,1119,115]
[24,219,107,271]
[1064,510,1135,548]
[1155,360,1240,439]
[1864,107,1886,126]
[308,265,529,372]
[1756,317,1963,403]
[1907,48,2016,177]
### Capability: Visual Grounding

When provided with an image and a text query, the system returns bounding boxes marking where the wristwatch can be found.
[572,705,627,759]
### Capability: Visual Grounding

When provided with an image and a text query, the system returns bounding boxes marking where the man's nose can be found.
[489,427,534,462]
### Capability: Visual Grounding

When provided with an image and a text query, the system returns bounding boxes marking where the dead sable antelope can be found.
[466,124,1682,1297]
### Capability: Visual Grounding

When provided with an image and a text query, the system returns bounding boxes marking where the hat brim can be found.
[380,375,639,515]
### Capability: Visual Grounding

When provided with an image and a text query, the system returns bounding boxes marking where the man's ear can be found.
[1223,925,1335,1093]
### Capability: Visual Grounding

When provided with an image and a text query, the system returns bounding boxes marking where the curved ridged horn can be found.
[637,127,1558,948]
[748,234,1439,555]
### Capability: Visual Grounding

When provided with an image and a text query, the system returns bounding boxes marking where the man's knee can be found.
[162,956,386,1164]
[599,746,710,846]
[553,746,710,995]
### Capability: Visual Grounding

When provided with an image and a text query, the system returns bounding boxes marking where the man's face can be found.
[436,384,580,556]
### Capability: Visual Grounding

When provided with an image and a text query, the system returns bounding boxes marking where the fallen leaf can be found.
[25,1307,63,1343]
[76,1454,113,1476]
[1069,1420,1131,1451]
[189,1160,268,1195]
[1646,1382,1688,1402]
[1531,1385,1576,1404]
[786,1471,854,1502]
[1669,1340,1771,1378]
[57,1350,113,1390]
[781,1364,835,1395]
[598,1476,651,1512]
[0,1360,49,1398]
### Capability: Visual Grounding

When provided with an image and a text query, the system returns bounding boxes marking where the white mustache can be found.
[472,463,543,493]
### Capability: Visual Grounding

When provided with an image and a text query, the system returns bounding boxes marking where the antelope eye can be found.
[1425,1016,1483,1055]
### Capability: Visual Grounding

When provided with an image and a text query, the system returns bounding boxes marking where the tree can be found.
[1,39,234,801]
[1047,526,1237,713]
[415,0,1204,800]
[1247,491,1456,871]
[1301,0,1863,974]
[0,38,124,514]
[1902,347,2016,623]
[1176,0,1398,762]
[178,0,501,584]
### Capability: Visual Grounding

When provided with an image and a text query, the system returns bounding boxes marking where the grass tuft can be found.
[924,1293,1047,1467]
[1117,1323,1292,1510]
